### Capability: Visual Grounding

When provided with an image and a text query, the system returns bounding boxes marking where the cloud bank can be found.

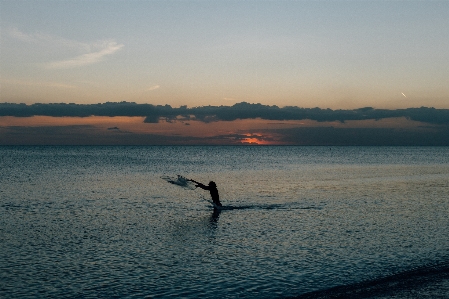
[1,102,449,125]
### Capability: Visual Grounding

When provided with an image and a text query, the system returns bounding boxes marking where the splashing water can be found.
[161,174,197,190]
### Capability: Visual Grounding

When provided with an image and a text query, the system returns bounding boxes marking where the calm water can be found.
[1,146,449,298]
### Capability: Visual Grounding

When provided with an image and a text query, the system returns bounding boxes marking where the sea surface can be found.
[1,146,449,298]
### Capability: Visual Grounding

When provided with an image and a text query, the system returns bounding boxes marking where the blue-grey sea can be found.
[1,146,449,298]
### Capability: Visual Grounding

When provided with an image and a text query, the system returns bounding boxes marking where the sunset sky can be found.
[1,1,448,109]
[1,1,449,145]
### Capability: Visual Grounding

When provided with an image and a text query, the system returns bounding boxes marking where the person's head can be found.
[209,181,216,188]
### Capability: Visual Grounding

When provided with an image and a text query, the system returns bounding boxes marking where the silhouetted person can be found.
[188,179,222,208]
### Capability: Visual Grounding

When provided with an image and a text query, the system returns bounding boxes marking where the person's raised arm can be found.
[188,179,208,190]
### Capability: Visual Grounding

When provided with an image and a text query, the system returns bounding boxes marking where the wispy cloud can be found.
[6,27,124,69]
[147,85,160,91]
[6,27,91,52]
[7,27,35,42]
[46,41,124,69]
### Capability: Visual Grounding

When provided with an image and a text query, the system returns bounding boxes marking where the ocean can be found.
[1,146,449,298]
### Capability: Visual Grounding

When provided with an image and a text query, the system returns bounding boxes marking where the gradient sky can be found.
[1,1,448,109]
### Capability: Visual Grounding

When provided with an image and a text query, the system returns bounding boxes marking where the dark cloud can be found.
[1,125,99,145]
[1,102,449,125]
[0,125,205,145]
[269,126,449,146]
[2,123,448,146]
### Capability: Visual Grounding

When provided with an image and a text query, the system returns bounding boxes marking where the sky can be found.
[1,1,449,145]
[1,0,449,109]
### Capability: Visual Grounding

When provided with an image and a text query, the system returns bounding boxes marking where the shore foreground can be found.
[292,262,449,298]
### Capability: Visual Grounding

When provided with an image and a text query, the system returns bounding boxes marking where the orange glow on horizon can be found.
[239,133,283,145]
[240,137,272,145]
[0,115,435,145]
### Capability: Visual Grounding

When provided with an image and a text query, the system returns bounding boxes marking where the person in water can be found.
[188,179,222,207]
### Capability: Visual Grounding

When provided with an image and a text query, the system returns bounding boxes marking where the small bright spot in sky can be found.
[402,93,407,98]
